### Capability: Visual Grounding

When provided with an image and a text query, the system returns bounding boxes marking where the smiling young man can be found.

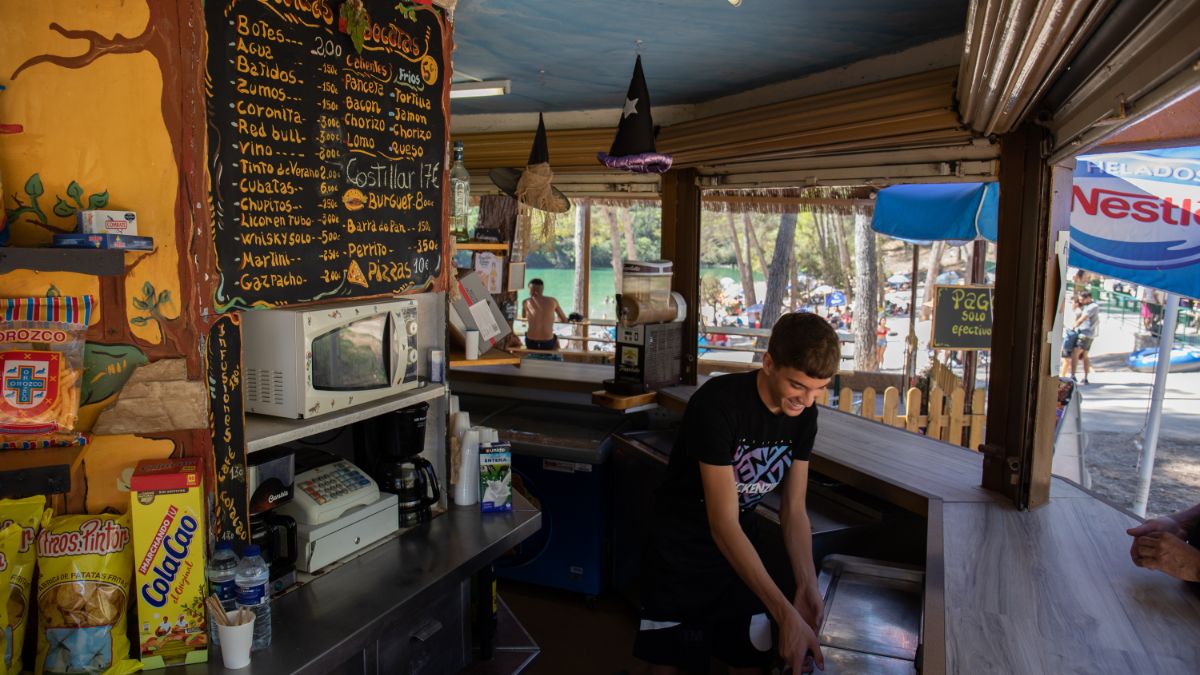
[634,312,839,674]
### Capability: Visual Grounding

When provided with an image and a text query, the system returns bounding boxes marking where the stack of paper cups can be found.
[453,428,481,505]
[465,331,480,360]
[450,411,470,485]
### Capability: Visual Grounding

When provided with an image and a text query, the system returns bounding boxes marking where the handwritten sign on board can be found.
[930,285,993,350]
[205,1,448,309]
[206,314,249,546]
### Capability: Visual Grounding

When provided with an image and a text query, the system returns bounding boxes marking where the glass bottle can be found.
[450,141,471,242]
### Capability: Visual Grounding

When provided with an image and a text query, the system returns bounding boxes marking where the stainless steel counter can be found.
[180,496,541,675]
[656,387,1200,674]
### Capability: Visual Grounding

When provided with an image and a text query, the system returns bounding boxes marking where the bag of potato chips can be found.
[0,496,49,675]
[0,296,93,449]
[0,524,21,669]
[35,513,140,675]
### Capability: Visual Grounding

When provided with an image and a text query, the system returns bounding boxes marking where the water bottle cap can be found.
[216,541,233,551]
[243,544,261,557]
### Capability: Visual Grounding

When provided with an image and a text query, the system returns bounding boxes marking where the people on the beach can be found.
[875,317,888,370]
[522,278,567,350]
[1060,292,1099,384]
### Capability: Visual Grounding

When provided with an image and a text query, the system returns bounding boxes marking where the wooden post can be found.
[928,385,945,441]
[947,388,966,446]
[861,387,877,421]
[983,123,1058,508]
[905,387,923,433]
[662,169,702,385]
[838,386,854,413]
[882,386,901,427]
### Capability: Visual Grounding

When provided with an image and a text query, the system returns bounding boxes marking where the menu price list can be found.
[206,0,447,308]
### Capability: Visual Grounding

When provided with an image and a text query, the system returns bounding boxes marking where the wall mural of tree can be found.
[0,1,211,513]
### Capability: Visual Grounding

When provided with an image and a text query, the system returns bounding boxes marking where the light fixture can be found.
[728,0,742,6]
[450,80,511,99]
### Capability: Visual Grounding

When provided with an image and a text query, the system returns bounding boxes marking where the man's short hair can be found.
[767,312,841,379]
[1080,291,1093,302]
[529,278,544,286]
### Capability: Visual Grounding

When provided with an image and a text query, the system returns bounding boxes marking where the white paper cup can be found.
[216,610,256,669]
[465,331,480,360]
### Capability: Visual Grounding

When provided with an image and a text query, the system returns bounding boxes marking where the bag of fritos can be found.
[35,513,141,675]
[0,296,92,449]
[0,495,49,675]
[0,523,21,668]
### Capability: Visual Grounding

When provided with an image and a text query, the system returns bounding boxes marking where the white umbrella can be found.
[812,284,835,295]
[887,273,910,284]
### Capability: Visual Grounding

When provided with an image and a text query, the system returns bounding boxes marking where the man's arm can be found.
[520,298,530,320]
[699,463,823,672]
[553,300,568,323]
[780,460,821,630]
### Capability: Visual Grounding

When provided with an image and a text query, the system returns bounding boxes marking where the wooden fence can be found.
[817,384,986,451]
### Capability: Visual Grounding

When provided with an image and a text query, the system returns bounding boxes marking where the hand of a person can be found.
[778,606,824,674]
[1132,532,1200,582]
[793,583,823,632]
[1128,517,1187,566]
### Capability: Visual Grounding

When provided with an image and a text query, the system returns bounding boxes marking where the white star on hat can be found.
[622,97,639,119]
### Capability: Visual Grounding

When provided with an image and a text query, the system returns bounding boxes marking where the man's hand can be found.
[778,606,824,674]
[1131,532,1200,582]
[1128,516,1187,566]
[793,583,823,632]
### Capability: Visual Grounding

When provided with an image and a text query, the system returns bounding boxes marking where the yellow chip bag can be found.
[35,513,140,675]
[0,296,93,440]
[0,524,21,668]
[0,496,48,675]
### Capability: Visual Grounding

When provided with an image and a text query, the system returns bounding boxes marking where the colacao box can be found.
[479,441,513,513]
[129,457,208,669]
[77,209,138,235]
[54,232,153,250]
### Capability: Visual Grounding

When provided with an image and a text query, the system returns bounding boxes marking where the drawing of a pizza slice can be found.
[346,259,369,288]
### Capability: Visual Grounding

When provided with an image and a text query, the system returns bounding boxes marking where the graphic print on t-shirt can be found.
[732,439,793,509]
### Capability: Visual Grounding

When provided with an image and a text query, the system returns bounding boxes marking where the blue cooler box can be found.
[477,402,627,597]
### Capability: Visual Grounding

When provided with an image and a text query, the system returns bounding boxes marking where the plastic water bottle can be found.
[206,541,239,646]
[234,544,272,651]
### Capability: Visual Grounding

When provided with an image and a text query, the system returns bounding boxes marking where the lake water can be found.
[517,265,744,320]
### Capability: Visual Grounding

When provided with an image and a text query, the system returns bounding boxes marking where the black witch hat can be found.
[597,55,672,174]
[489,113,571,213]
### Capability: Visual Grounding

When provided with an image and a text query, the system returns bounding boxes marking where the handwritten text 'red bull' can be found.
[37,519,130,557]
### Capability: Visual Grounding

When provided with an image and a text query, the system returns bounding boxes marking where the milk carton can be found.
[130,457,208,669]
[479,442,513,512]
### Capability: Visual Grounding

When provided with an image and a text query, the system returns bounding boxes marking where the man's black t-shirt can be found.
[642,370,818,619]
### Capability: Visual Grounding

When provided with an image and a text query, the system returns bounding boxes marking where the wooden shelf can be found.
[449,348,521,367]
[0,247,125,276]
[454,242,509,252]
[0,445,83,498]
[592,389,658,412]
[245,382,447,453]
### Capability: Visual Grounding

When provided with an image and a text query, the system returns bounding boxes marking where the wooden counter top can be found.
[656,386,1200,674]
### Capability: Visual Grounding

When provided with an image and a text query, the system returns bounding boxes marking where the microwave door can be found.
[390,310,403,386]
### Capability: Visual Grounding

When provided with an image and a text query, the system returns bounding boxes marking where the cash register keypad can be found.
[299,461,372,505]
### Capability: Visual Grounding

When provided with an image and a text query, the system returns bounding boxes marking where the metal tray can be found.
[816,554,924,666]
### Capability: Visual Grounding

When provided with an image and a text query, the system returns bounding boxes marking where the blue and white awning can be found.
[871,182,998,244]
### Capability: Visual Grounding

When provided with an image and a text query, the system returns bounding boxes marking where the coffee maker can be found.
[247,448,299,592]
[355,403,440,526]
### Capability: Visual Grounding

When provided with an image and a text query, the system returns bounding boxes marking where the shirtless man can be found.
[522,279,567,350]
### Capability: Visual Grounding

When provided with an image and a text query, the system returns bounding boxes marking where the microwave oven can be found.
[242,298,421,419]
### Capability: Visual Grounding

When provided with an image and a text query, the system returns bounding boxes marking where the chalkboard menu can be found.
[205,1,448,309]
[930,285,993,350]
